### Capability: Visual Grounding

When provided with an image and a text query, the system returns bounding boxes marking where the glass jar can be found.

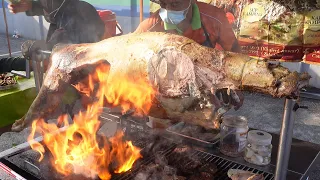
[220,116,249,157]
[244,130,272,166]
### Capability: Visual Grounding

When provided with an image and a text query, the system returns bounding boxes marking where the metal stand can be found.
[275,98,296,180]
[274,62,319,179]
[31,50,51,92]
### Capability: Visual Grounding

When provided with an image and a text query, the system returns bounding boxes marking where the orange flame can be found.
[28,63,156,179]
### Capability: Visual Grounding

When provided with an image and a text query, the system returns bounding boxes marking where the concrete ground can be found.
[0,33,319,179]
[226,92,320,145]
[0,33,28,55]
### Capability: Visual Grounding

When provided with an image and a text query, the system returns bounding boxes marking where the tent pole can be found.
[2,0,12,57]
[139,0,143,23]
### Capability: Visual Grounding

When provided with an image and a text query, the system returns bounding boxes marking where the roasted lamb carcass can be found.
[11,32,310,131]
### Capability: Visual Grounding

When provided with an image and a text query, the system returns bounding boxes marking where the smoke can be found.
[71,155,98,179]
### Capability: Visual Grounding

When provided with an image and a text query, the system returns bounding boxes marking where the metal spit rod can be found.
[37,50,52,56]
[274,98,296,180]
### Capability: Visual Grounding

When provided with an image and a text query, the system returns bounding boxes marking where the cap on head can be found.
[156,0,192,11]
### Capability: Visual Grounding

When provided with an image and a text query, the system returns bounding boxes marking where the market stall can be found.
[0,0,319,180]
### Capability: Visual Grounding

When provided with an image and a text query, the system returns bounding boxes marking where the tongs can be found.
[210,88,235,129]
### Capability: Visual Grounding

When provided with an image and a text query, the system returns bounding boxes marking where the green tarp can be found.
[0,77,36,127]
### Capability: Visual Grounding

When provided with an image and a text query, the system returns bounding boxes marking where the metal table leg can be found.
[275,98,296,180]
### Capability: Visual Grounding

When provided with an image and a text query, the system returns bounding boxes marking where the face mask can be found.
[159,0,191,25]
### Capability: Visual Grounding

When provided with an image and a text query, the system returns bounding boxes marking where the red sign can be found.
[239,40,303,62]
[304,46,320,64]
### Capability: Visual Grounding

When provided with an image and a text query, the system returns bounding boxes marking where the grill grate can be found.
[193,150,274,180]
[112,143,178,180]
[0,112,275,180]
[1,136,275,180]
[115,146,274,180]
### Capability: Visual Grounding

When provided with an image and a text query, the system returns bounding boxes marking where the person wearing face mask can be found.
[135,0,241,52]
[0,0,105,73]
[135,0,244,129]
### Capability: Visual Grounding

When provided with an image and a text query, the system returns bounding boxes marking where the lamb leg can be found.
[12,83,68,132]
[11,58,110,131]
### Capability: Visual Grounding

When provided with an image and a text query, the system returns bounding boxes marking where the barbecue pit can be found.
[0,111,311,180]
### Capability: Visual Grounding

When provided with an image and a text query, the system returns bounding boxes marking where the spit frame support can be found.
[31,50,51,92]
[275,98,299,180]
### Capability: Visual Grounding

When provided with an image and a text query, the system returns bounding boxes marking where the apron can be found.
[160,20,213,48]
[201,23,214,48]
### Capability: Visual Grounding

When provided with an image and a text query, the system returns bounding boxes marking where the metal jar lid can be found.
[221,115,248,128]
[247,130,272,146]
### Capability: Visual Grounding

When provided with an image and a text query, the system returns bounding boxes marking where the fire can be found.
[110,131,142,173]
[28,63,156,179]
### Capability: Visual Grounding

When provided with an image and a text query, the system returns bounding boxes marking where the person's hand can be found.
[210,88,244,129]
[8,0,32,14]
[211,88,244,111]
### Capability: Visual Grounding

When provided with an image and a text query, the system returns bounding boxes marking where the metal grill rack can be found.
[0,130,275,180]
[112,140,275,180]
[194,150,274,180]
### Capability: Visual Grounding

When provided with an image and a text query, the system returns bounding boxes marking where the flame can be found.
[28,63,156,179]
[110,131,142,173]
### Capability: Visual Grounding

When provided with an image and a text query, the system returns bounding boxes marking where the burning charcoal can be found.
[144,138,172,155]
[163,165,176,176]
[58,174,98,180]
[189,172,214,180]
[147,163,162,172]
[135,172,150,180]
[170,148,202,176]
[135,163,185,180]
[175,176,186,180]
[154,154,168,165]
[162,175,186,180]
[199,163,218,174]
[167,145,195,166]
[177,158,202,175]
[135,164,164,180]
[172,145,192,154]
[126,131,150,148]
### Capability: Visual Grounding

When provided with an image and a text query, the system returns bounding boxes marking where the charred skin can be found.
[12,32,310,131]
